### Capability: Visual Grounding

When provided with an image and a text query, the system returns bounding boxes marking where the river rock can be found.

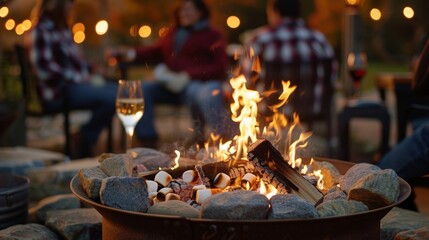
[323,190,348,202]
[348,169,400,209]
[317,199,368,217]
[45,208,101,240]
[78,166,107,200]
[339,163,381,192]
[148,200,200,218]
[395,226,429,240]
[268,194,319,219]
[0,223,59,240]
[201,190,270,220]
[99,176,150,212]
[381,207,429,240]
[28,194,81,223]
[99,154,131,177]
[128,148,173,171]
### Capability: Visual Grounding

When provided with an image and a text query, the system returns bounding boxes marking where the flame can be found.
[313,170,324,190]
[171,150,180,170]
[258,180,278,199]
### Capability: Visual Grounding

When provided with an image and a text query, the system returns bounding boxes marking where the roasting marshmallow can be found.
[241,173,257,189]
[156,187,173,201]
[182,170,198,183]
[148,192,158,199]
[154,171,172,187]
[165,193,181,201]
[213,173,231,189]
[195,188,222,204]
[146,180,159,193]
[191,185,207,199]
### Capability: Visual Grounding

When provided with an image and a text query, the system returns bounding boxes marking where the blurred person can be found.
[378,39,429,211]
[246,0,336,126]
[109,0,232,148]
[29,0,117,157]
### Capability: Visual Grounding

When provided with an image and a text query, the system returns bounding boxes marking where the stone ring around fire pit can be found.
[70,157,411,240]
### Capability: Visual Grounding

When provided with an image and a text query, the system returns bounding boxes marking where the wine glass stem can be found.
[125,127,134,150]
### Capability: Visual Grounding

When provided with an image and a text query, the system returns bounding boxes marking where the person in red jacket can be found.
[111,0,232,148]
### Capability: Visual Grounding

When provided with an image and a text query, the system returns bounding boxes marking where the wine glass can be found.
[116,80,144,150]
[347,51,367,98]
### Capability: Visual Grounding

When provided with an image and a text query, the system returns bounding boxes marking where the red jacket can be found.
[135,25,228,81]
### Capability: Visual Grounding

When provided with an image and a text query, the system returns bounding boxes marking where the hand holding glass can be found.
[116,80,144,150]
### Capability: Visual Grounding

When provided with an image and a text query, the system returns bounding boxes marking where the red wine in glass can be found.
[347,52,367,97]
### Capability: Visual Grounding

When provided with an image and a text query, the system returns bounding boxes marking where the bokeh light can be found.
[370,8,381,21]
[15,24,24,35]
[95,20,108,35]
[227,16,240,29]
[74,31,85,44]
[0,6,9,18]
[158,27,169,37]
[138,25,151,38]
[129,24,138,37]
[72,22,85,34]
[403,6,414,19]
[22,19,32,31]
[5,19,15,30]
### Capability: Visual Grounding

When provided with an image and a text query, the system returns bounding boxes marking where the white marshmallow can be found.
[241,173,257,189]
[146,180,159,193]
[182,170,198,183]
[156,187,173,201]
[191,185,207,199]
[154,171,172,187]
[195,188,222,204]
[213,173,231,189]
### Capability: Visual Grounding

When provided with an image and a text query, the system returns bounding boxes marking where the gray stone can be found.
[25,158,98,201]
[45,208,102,240]
[201,190,270,220]
[28,194,81,223]
[395,226,429,240]
[128,148,173,171]
[381,207,429,240]
[0,223,59,240]
[323,190,348,202]
[268,194,319,219]
[78,166,107,200]
[99,154,131,177]
[148,200,200,218]
[316,199,368,217]
[348,169,400,209]
[312,160,341,189]
[99,176,150,212]
[339,163,381,192]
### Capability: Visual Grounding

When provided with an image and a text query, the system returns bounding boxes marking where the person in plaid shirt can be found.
[247,0,337,125]
[29,0,117,157]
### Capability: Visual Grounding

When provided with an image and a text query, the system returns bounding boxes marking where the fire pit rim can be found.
[70,157,411,222]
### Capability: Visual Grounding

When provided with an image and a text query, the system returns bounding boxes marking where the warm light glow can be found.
[73,31,85,44]
[403,6,414,19]
[5,19,15,30]
[0,6,9,18]
[21,19,32,31]
[129,25,138,37]
[95,20,108,35]
[138,25,151,38]
[15,24,24,35]
[72,22,85,34]
[345,0,361,6]
[158,27,168,37]
[227,16,240,29]
[370,8,382,21]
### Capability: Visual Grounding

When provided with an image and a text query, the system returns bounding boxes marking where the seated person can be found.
[378,39,429,211]
[109,0,234,148]
[29,0,117,157]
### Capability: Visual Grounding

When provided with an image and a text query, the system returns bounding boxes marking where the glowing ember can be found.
[171,150,180,170]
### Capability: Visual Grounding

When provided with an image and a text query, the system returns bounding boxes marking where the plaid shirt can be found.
[29,17,90,101]
[249,17,336,117]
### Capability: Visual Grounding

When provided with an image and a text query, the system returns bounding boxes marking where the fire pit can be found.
[71,157,410,240]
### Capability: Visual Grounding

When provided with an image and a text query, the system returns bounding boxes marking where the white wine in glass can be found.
[116,80,144,150]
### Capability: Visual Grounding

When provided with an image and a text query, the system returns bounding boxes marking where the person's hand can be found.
[154,64,190,93]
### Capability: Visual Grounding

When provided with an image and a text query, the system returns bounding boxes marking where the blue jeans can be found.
[45,82,118,147]
[135,80,232,140]
[378,123,429,179]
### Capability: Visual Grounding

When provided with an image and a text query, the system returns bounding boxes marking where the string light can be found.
[403,6,414,19]
[95,20,108,35]
[72,22,85,34]
[5,19,15,30]
[227,16,240,29]
[138,25,151,38]
[0,6,9,18]
[73,31,85,43]
[370,8,381,21]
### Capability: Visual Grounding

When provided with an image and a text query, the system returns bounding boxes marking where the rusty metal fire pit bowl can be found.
[0,173,29,230]
[70,158,411,240]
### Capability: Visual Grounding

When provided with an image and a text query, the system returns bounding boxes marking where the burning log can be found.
[247,139,324,206]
